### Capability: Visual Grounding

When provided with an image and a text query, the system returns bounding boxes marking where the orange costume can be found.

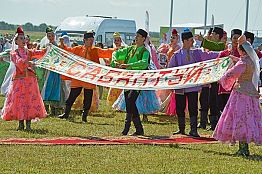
[63,45,115,89]
[58,34,115,122]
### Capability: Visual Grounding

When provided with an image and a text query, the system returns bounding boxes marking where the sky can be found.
[1,0,262,35]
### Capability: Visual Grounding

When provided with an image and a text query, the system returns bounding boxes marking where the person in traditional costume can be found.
[199,27,226,51]
[112,36,161,122]
[157,29,181,115]
[41,26,67,116]
[168,31,219,137]
[244,31,255,46]
[107,32,127,106]
[217,29,242,115]
[111,29,150,136]
[59,31,114,123]
[157,28,181,68]
[0,50,11,90]
[0,26,47,131]
[213,35,262,156]
[71,34,101,113]
[197,27,226,130]
[162,29,182,116]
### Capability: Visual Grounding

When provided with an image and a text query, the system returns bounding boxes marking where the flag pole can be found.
[245,0,249,31]
[204,0,208,34]
[169,0,174,38]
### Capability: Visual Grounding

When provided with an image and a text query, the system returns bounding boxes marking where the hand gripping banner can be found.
[34,45,232,90]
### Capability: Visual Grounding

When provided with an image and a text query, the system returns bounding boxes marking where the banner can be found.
[35,45,232,90]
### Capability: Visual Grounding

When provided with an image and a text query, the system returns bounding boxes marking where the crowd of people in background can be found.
[0,33,42,53]
[0,25,261,157]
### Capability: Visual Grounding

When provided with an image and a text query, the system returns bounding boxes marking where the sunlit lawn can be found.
[0,92,261,174]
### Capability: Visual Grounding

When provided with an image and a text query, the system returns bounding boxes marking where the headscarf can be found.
[144,36,158,70]
[113,32,127,48]
[1,26,24,95]
[239,35,260,90]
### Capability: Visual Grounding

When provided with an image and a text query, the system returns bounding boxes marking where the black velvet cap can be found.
[136,29,148,38]
[231,29,242,38]
[181,31,193,41]
[208,28,213,35]
[244,31,255,44]
[212,27,223,38]
[84,31,95,39]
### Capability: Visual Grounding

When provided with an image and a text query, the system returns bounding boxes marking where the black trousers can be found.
[218,93,230,114]
[124,90,140,116]
[123,90,143,134]
[209,82,219,127]
[199,86,210,125]
[65,87,93,116]
[199,86,210,113]
[176,92,198,131]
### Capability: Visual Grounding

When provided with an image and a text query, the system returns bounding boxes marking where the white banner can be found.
[35,45,232,90]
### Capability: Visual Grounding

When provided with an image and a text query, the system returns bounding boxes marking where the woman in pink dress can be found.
[213,35,262,156]
[157,29,181,116]
[1,26,47,131]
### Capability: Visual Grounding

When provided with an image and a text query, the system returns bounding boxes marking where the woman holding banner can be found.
[157,29,181,116]
[1,26,47,131]
[107,32,126,106]
[213,35,262,156]
[41,26,67,116]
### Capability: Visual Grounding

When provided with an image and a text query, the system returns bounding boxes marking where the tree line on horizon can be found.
[0,21,160,38]
[0,21,55,32]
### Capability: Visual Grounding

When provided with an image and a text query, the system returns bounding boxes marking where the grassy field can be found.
[0,93,261,174]
[0,30,261,173]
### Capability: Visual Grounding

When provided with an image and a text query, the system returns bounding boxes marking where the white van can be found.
[55,15,136,47]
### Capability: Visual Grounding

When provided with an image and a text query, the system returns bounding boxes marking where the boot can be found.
[55,108,63,116]
[207,115,217,131]
[235,142,250,157]
[25,120,32,131]
[50,106,57,116]
[44,104,50,115]
[82,110,89,123]
[173,116,185,135]
[197,111,208,129]
[122,113,132,135]
[132,115,144,136]
[17,120,24,131]
[58,106,71,119]
[98,86,103,100]
[189,116,200,137]
[142,114,148,122]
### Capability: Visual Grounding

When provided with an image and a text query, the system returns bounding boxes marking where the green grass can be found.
[0,92,261,174]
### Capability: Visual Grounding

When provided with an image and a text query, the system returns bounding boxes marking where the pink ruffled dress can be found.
[1,48,47,121]
[213,56,262,144]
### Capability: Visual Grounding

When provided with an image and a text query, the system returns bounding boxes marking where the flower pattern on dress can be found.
[1,48,47,121]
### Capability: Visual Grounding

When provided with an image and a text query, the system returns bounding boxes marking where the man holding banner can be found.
[168,31,219,137]
[111,29,149,136]
[59,31,114,123]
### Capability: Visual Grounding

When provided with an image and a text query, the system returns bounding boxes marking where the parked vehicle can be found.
[55,15,136,47]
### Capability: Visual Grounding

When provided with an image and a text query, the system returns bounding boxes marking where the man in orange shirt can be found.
[59,31,114,122]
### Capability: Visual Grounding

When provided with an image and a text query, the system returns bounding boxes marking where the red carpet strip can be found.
[0,136,217,145]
